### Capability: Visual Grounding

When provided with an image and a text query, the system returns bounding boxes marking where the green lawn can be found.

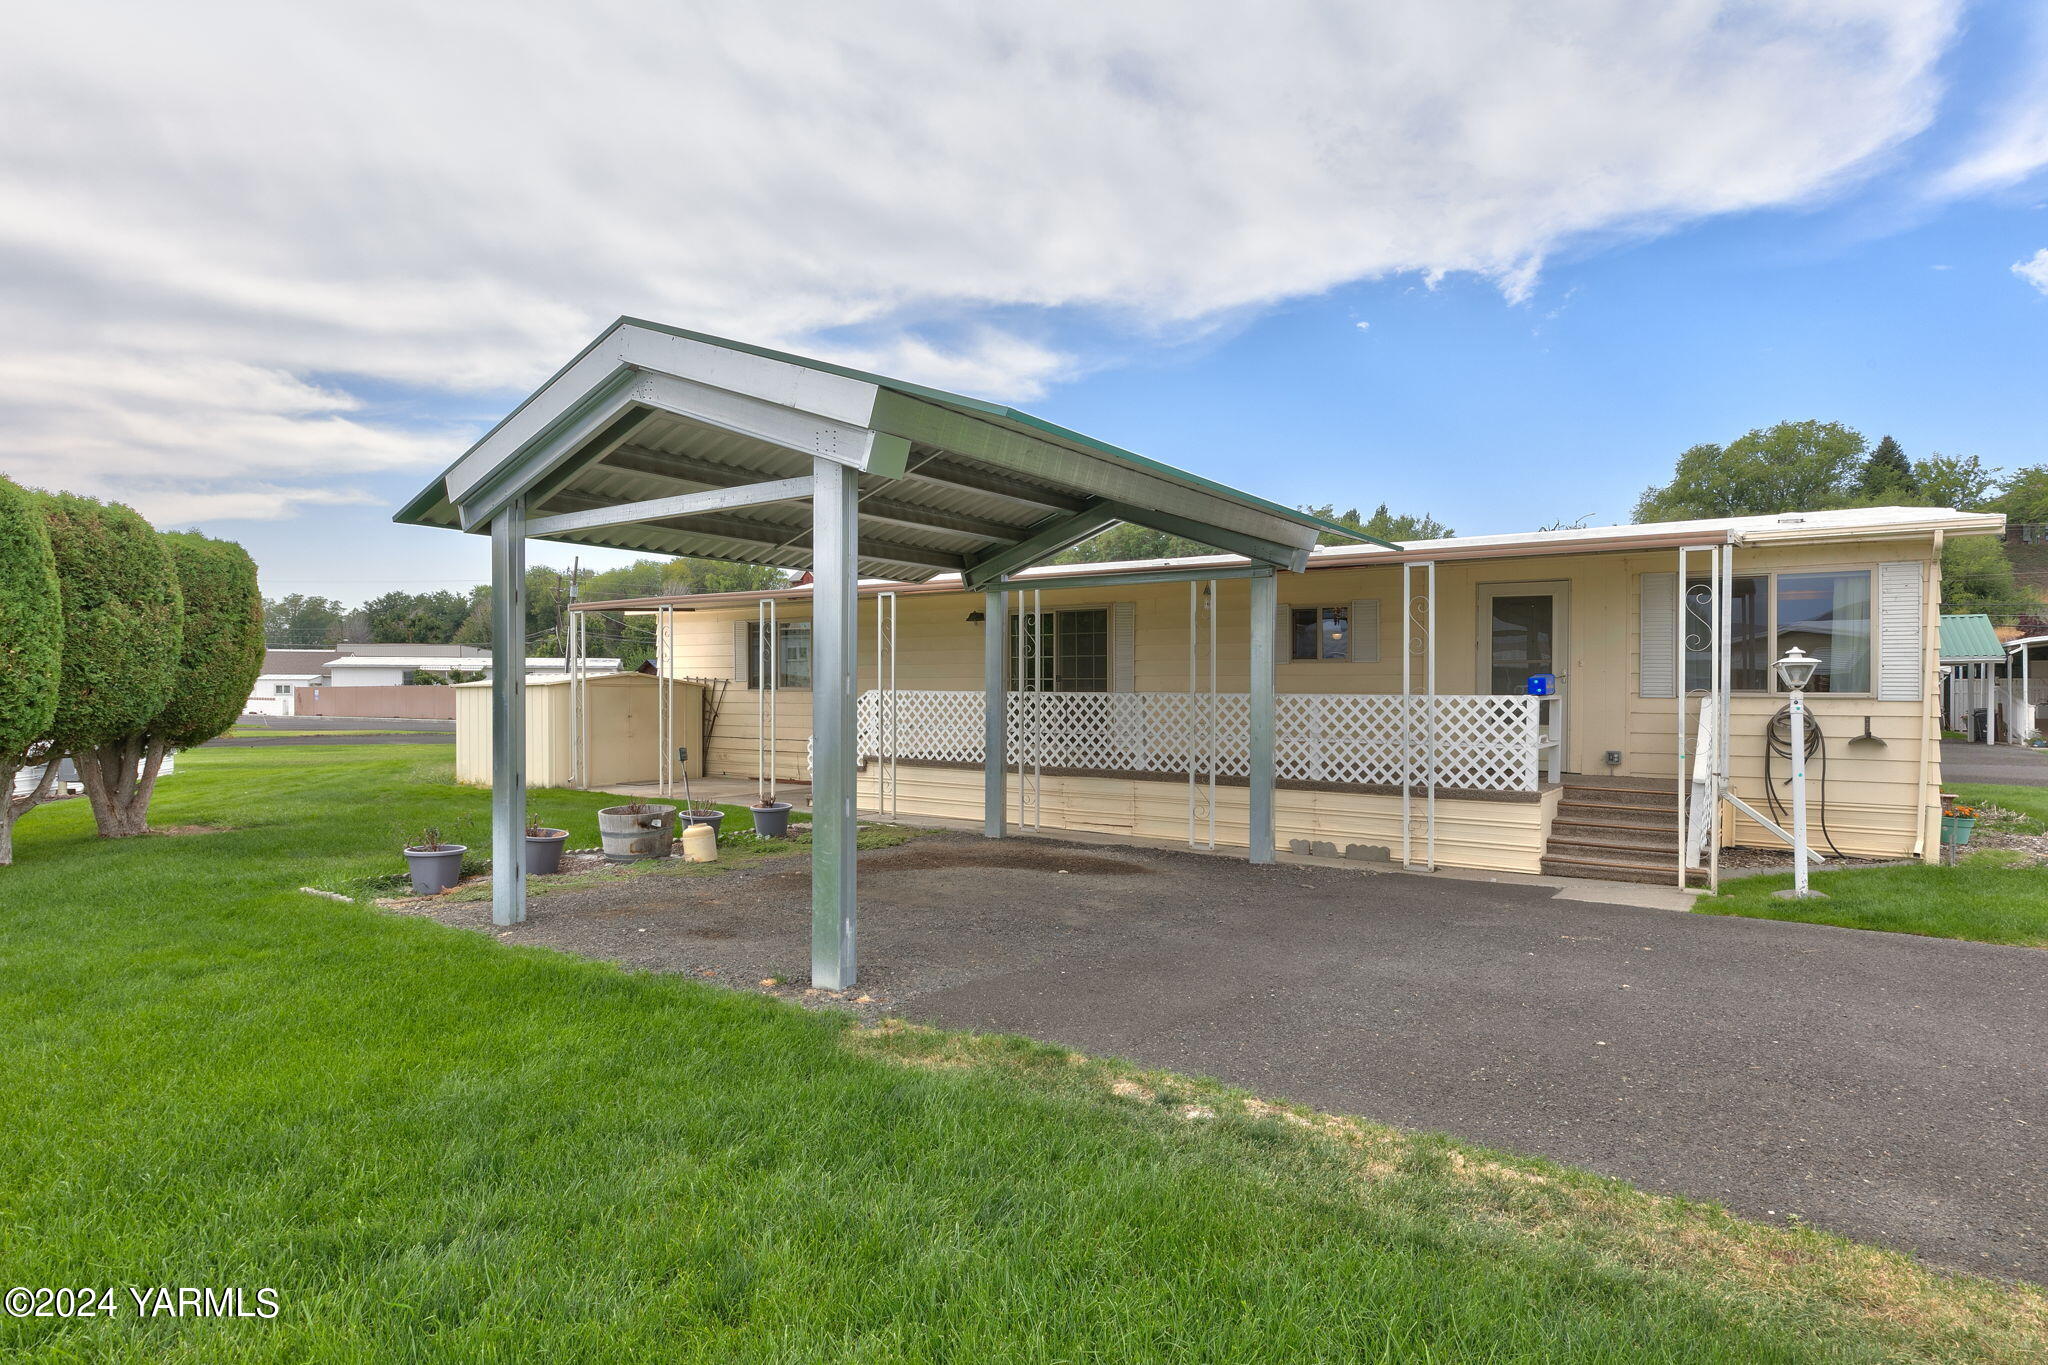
[1697,781,2048,948]
[3,746,2044,1361]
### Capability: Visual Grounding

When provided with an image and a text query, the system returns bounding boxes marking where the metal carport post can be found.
[975,564,1279,862]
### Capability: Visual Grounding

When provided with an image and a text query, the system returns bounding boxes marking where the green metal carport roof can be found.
[394,317,1385,582]
[1939,613,2006,664]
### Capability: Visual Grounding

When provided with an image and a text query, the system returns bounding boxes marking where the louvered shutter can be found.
[1277,600,1293,668]
[1348,600,1380,663]
[1111,602,1136,691]
[1640,572,1678,698]
[730,619,751,685]
[1877,561,1924,701]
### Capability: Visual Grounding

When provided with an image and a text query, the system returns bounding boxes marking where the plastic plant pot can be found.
[523,827,569,875]
[679,809,726,840]
[404,844,468,895]
[750,801,794,839]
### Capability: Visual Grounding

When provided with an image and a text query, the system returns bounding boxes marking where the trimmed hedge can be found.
[155,532,265,749]
[38,492,183,751]
[0,476,61,759]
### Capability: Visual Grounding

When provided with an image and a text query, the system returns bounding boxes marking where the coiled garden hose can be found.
[1761,705,1846,859]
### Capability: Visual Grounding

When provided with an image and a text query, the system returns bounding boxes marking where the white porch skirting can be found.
[858,688,1550,794]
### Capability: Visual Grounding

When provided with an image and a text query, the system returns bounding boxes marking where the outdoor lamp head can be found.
[1775,646,1820,691]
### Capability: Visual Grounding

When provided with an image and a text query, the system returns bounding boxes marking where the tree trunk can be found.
[78,735,166,839]
[0,757,63,866]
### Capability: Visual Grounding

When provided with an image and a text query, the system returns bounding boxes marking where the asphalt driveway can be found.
[1943,738,2048,786]
[410,831,2048,1281]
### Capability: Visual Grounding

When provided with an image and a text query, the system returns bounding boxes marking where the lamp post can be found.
[1773,646,1826,900]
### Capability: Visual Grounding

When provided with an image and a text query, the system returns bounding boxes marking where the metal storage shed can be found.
[395,318,1377,988]
[452,673,703,790]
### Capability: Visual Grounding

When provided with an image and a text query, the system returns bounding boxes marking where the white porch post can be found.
[490,501,527,928]
[1984,664,1996,746]
[810,456,859,990]
[983,589,1007,838]
[1248,570,1277,862]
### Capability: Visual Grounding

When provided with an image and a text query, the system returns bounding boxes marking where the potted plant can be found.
[679,807,726,840]
[524,821,570,875]
[403,827,467,895]
[597,802,677,860]
[1942,803,1978,846]
[749,797,793,838]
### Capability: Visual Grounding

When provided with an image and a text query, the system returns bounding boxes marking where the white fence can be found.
[857,690,1552,793]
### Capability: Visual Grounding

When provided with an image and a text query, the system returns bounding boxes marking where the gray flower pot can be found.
[680,809,726,840]
[404,844,467,895]
[749,802,793,838]
[524,828,569,875]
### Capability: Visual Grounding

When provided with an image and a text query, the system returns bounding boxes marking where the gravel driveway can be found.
[401,830,2048,1282]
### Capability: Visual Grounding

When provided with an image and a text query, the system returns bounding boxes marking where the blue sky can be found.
[5,2,2046,602]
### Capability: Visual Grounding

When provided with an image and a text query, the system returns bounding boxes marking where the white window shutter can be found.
[731,618,751,684]
[1877,560,1924,701]
[1111,602,1136,691]
[1640,572,1678,698]
[1348,599,1380,663]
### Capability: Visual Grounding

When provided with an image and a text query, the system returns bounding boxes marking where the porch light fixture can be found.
[1773,646,1819,691]
[1772,646,1826,901]
[966,610,985,625]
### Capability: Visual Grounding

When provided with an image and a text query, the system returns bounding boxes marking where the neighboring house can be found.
[573,504,2002,885]
[243,644,615,713]
[245,649,342,716]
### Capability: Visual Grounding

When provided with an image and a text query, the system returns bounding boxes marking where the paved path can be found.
[232,715,454,732]
[416,832,2048,1281]
[1943,739,2048,787]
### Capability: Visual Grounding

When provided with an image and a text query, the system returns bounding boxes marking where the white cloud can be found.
[0,0,1960,522]
[2016,249,2048,295]
[1931,11,2048,195]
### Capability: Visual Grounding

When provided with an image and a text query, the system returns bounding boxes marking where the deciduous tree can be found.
[1632,420,1868,522]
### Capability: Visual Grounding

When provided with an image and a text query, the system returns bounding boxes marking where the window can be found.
[1290,605,1350,661]
[745,621,812,689]
[1684,576,1768,692]
[1777,571,1870,693]
[1009,608,1110,691]
[1676,570,1871,694]
[273,683,295,696]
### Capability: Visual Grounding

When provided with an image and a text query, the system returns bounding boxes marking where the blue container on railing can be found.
[1526,673,1556,697]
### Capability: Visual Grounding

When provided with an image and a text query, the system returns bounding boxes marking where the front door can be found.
[1478,581,1569,765]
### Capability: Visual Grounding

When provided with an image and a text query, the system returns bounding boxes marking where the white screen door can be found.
[1478,581,1569,763]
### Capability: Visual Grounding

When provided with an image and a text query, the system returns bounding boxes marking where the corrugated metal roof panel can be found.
[1940,614,2007,663]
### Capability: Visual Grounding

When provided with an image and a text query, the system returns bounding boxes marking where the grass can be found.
[1696,781,2048,947]
[3,745,2044,1361]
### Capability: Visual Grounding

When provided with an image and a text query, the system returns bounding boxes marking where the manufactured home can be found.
[573,504,2001,885]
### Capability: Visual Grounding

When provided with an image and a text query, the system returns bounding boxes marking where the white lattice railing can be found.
[857,690,1551,793]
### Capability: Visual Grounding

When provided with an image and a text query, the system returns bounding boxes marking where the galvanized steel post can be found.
[1247,570,1277,862]
[983,589,1007,838]
[490,501,527,927]
[810,457,859,989]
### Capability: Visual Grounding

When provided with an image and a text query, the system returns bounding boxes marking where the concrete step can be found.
[1557,787,1679,813]
[1541,853,1705,887]
[1549,820,1679,850]
[1561,773,1672,793]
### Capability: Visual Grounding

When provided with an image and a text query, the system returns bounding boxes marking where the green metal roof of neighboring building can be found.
[1939,613,2006,663]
